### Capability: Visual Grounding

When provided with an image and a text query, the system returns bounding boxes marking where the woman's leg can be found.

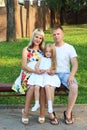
[35,85,40,100]
[31,85,40,111]
[22,86,34,124]
[39,87,46,123]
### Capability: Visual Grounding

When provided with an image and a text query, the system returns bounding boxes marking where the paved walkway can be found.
[0,104,87,130]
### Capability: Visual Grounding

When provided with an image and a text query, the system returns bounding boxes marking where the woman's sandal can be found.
[22,109,29,125]
[50,112,59,125]
[38,117,45,124]
[64,111,73,125]
[22,118,29,125]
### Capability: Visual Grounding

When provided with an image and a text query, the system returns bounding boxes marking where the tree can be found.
[46,0,66,26]
[46,0,87,25]
[66,0,87,11]
[65,0,87,24]
[6,0,16,42]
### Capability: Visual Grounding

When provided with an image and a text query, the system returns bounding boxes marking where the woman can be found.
[19,28,45,124]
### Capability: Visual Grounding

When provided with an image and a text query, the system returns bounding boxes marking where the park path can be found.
[0,104,87,130]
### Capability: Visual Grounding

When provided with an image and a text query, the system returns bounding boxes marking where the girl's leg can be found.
[50,87,55,103]
[45,85,55,113]
[31,85,40,111]
[22,86,34,124]
[48,87,59,125]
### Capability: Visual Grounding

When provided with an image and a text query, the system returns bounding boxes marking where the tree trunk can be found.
[74,11,78,24]
[25,1,29,37]
[50,9,55,27]
[60,7,64,25]
[6,0,16,42]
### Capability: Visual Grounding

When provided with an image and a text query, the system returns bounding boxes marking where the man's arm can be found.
[67,57,78,85]
[70,57,78,76]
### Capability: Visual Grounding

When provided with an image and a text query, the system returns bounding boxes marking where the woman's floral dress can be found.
[12,48,43,94]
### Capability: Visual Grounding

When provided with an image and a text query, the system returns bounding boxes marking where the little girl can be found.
[28,44,61,113]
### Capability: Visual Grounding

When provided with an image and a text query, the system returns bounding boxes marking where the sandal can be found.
[64,111,73,125]
[22,109,29,125]
[38,117,45,124]
[50,112,59,125]
[22,117,29,125]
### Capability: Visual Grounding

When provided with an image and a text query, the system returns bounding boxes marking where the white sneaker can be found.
[31,104,40,111]
[22,109,24,114]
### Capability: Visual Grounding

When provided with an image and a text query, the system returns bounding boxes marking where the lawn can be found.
[0,24,87,104]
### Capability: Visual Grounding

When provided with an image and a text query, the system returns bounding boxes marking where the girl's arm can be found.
[35,58,46,73]
[35,58,41,70]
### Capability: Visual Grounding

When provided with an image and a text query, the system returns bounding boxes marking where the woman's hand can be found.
[35,69,46,74]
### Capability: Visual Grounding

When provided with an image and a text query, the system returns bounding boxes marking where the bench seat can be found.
[0,83,68,97]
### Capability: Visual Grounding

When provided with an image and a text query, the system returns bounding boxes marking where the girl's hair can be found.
[28,28,45,51]
[44,44,57,71]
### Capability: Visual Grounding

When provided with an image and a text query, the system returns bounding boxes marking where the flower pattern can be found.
[19,48,43,94]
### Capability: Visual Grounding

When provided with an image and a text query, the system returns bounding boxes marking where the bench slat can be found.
[0,94,25,96]
[0,83,68,97]
[0,83,13,92]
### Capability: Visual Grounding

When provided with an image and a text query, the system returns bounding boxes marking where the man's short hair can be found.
[52,24,64,32]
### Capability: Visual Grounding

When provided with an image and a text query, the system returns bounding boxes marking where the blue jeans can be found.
[56,73,78,89]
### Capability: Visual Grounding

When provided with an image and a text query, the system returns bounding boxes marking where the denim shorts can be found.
[56,73,78,89]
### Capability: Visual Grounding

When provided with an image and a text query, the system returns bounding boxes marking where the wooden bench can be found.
[0,83,26,97]
[0,83,68,97]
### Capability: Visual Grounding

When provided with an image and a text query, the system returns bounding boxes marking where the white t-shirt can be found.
[55,43,77,73]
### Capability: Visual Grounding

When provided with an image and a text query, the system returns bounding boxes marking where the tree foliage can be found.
[46,0,66,11]
[45,0,87,25]
[46,0,87,12]
[66,0,87,12]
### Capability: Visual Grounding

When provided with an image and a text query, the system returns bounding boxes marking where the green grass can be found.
[0,24,87,104]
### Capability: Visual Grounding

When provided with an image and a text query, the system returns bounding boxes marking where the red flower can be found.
[27,52,33,58]
[22,72,26,80]
[23,80,28,88]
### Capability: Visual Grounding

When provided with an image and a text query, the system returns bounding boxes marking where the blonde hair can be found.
[28,28,45,51]
[44,44,57,71]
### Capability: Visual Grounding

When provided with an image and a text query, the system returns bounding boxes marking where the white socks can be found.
[48,100,53,113]
[31,100,40,111]
[31,100,53,113]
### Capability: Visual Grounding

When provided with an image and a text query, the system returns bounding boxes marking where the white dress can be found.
[28,57,61,88]
[12,49,43,94]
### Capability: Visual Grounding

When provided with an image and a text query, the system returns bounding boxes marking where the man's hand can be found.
[67,75,74,85]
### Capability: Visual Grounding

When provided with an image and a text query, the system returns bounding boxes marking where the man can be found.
[39,25,78,125]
